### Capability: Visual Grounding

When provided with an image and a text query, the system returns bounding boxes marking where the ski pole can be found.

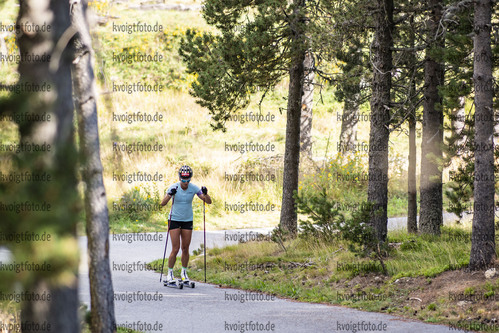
[160,195,175,282]
[203,198,206,283]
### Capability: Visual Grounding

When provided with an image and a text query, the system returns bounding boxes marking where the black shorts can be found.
[168,220,193,230]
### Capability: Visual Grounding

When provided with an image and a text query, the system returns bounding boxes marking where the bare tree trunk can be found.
[280,0,306,235]
[407,15,418,234]
[469,0,495,270]
[70,0,116,331]
[408,112,418,233]
[300,51,314,156]
[494,113,499,147]
[339,89,360,150]
[419,0,444,235]
[452,96,466,147]
[367,0,393,242]
[16,0,80,332]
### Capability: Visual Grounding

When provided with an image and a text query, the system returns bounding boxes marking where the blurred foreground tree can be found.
[0,0,81,331]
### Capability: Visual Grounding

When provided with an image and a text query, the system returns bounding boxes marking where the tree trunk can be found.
[408,112,418,233]
[339,87,360,151]
[494,112,499,147]
[367,0,393,243]
[452,96,466,147]
[70,0,116,331]
[419,0,444,235]
[469,0,495,270]
[407,15,418,234]
[300,51,314,156]
[495,120,499,147]
[16,0,80,332]
[280,0,306,235]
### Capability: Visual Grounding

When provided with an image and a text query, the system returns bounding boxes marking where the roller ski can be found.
[181,280,195,288]
[181,270,195,288]
[163,272,183,289]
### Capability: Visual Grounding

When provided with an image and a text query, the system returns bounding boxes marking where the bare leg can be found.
[168,228,181,269]
[180,228,193,268]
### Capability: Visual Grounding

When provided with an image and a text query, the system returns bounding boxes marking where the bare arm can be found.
[198,193,212,204]
[160,193,172,207]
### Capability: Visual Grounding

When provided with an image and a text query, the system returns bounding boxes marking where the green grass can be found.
[385,228,471,280]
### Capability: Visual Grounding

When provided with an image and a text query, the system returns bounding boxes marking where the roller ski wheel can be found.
[182,280,195,288]
[164,278,183,289]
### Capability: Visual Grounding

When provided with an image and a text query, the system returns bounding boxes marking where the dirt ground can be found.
[342,263,499,332]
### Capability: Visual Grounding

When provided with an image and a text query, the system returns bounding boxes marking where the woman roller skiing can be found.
[160,165,212,286]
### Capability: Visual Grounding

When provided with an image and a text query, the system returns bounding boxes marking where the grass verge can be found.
[149,226,499,332]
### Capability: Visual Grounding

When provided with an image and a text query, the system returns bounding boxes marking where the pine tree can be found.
[419,0,445,235]
[469,0,496,270]
[180,0,313,233]
[367,0,394,242]
[70,0,116,331]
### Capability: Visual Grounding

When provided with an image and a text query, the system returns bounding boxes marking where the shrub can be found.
[110,183,163,222]
[296,189,344,244]
[295,155,389,274]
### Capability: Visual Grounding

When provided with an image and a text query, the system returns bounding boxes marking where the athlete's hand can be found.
[168,187,178,196]
[201,186,208,195]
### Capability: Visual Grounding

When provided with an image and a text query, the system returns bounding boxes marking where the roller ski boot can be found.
[181,269,195,288]
[164,271,183,289]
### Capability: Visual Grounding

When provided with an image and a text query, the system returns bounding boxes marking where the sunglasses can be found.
[181,178,191,183]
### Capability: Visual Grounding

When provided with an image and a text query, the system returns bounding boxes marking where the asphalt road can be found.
[77,214,468,333]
